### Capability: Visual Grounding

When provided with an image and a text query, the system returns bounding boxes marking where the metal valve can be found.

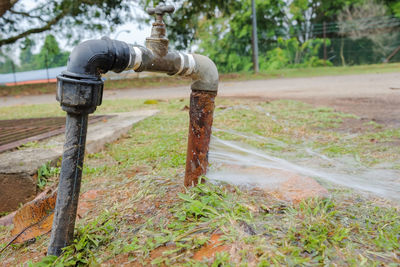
[147,4,175,20]
[146,4,175,56]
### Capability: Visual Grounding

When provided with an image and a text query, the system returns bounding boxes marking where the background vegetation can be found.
[1,0,400,74]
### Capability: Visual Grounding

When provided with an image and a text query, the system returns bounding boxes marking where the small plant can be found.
[37,162,59,190]
[174,178,250,224]
[18,141,39,149]
[30,212,117,266]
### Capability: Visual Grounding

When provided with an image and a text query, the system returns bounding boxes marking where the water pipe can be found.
[48,4,218,256]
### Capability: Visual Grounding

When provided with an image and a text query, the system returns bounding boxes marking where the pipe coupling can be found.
[175,52,196,76]
[56,74,103,114]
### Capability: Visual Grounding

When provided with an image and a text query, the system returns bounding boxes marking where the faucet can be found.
[48,4,218,256]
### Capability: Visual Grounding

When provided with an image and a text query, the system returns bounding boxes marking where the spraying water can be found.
[207,128,400,201]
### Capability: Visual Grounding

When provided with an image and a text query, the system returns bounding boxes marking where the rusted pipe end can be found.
[184,90,216,187]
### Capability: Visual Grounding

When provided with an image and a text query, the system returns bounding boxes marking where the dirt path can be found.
[1,72,399,126]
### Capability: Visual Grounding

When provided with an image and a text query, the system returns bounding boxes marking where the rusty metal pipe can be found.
[184,91,216,186]
[132,49,219,187]
[184,55,218,186]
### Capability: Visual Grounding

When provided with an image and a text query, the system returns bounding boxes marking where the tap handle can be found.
[147,4,175,19]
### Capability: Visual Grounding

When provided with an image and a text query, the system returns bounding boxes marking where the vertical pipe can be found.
[48,113,88,256]
[251,0,259,73]
[184,90,216,187]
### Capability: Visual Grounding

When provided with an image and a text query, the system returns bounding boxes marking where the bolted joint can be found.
[56,75,103,114]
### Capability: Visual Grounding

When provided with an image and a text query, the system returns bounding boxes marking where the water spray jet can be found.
[48,4,218,256]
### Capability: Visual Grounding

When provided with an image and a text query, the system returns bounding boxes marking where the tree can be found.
[18,38,35,70]
[287,0,363,42]
[338,0,400,60]
[36,35,69,69]
[195,0,286,72]
[0,0,18,17]
[0,0,132,47]
[0,54,14,73]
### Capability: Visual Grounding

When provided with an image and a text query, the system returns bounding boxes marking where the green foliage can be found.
[197,0,285,73]
[166,0,399,71]
[30,213,117,266]
[35,35,69,69]
[286,199,349,255]
[175,178,251,224]
[392,2,400,16]
[18,38,36,71]
[262,37,332,70]
[17,35,69,72]
[37,162,60,190]
[0,56,15,74]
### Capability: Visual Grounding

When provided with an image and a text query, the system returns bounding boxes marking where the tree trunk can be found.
[340,37,346,66]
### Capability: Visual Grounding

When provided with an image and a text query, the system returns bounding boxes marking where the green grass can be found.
[253,62,400,79]
[1,62,399,97]
[0,98,399,266]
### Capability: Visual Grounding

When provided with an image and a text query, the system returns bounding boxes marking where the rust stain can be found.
[193,233,230,261]
[184,91,216,187]
[11,189,57,243]
[8,188,106,243]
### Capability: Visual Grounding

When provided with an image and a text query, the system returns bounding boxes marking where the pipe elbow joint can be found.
[65,37,131,79]
[190,54,219,94]
[57,37,131,114]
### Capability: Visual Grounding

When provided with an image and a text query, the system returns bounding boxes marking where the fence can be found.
[0,66,66,85]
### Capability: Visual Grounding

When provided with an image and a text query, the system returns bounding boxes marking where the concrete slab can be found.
[0,110,158,212]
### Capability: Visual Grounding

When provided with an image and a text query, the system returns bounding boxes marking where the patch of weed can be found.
[30,212,117,266]
[37,162,60,190]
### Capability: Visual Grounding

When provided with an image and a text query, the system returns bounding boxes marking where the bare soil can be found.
[219,73,400,128]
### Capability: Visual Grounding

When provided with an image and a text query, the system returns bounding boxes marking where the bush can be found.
[261,37,332,70]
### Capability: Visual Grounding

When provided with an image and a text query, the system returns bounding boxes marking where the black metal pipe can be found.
[64,37,131,79]
[48,113,88,256]
[49,37,132,256]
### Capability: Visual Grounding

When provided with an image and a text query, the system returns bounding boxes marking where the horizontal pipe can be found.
[63,37,131,79]
[59,37,219,94]
[131,46,218,93]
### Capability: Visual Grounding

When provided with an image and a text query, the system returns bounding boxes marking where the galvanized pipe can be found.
[48,113,88,256]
